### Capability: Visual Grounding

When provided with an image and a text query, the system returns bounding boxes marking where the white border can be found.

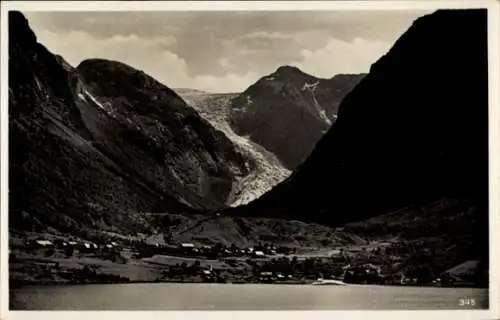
[1,1,499,320]
[0,0,496,11]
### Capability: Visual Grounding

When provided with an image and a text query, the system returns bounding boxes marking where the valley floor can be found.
[9,231,482,289]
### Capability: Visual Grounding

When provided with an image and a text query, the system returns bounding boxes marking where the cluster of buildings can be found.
[22,236,479,287]
[24,238,121,254]
[143,241,292,259]
[23,234,296,263]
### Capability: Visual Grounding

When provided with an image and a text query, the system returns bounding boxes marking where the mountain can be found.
[223,9,489,260]
[175,90,291,207]
[229,66,365,169]
[8,11,250,235]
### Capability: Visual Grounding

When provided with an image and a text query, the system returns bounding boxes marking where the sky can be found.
[24,10,431,93]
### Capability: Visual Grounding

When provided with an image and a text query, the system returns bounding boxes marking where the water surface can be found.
[10,283,488,310]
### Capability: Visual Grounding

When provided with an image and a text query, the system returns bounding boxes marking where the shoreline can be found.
[9,278,487,290]
[9,278,313,287]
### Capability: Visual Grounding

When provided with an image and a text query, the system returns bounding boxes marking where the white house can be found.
[254,251,265,257]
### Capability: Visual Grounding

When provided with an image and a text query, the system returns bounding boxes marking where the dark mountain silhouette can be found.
[224,9,488,261]
[8,11,250,234]
[229,66,365,169]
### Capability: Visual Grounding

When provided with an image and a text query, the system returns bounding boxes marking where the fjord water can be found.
[10,283,488,310]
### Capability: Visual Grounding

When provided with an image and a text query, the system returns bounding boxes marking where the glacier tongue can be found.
[180,92,291,206]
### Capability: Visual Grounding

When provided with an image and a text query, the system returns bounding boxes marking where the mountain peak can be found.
[274,65,306,76]
[77,58,184,102]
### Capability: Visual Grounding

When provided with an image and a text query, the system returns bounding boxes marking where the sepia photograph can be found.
[1,0,499,318]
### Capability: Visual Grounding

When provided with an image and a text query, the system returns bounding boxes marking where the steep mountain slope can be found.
[175,90,291,207]
[76,59,250,204]
[229,67,365,169]
[225,9,488,250]
[8,11,249,235]
[343,196,488,284]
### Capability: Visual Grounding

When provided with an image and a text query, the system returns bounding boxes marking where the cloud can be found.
[238,31,292,40]
[292,37,392,77]
[27,10,424,92]
[217,57,232,69]
[35,29,256,93]
[190,72,260,93]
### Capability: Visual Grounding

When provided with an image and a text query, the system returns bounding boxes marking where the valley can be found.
[7,8,489,291]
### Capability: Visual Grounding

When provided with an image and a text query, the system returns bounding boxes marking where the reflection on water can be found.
[10,283,488,310]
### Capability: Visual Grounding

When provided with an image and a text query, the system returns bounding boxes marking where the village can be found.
[8,234,481,288]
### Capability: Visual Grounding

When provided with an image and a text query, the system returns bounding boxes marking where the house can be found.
[26,239,54,249]
[36,240,54,247]
[53,239,69,248]
[201,268,215,282]
[179,243,196,255]
[78,242,97,253]
[259,271,274,283]
[103,242,120,252]
[432,278,443,286]
[364,263,382,275]
[253,251,265,258]
[343,264,380,284]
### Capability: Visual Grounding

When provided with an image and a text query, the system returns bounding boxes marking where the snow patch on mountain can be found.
[302,81,319,92]
[34,76,44,93]
[299,81,332,125]
[319,110,332,125]
[83,89,106,110]
[246,95,253,105]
